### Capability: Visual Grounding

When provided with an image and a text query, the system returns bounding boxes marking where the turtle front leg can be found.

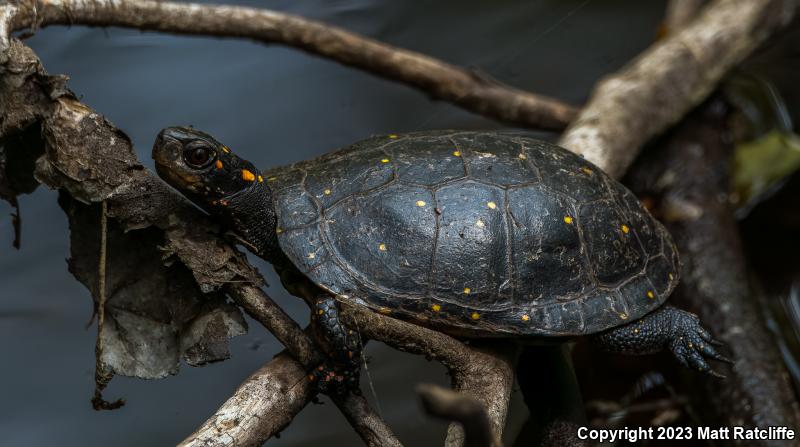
[311,296,362,396]
[593,305,731,377]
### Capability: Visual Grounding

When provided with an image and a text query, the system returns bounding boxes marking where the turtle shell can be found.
[265,132,680,337]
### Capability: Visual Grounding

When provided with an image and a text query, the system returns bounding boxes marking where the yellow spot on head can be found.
[215,160,223,170]
[307,253,316,259]
[241,169,256,182]
[388,134,398,139]
[258,175,264,183]
[471,312,480,320]
[221,146,230,153]
[564,216,573,224]
[621,224,630,234]
[463,287,471,294]
[324,189,332,195]
[452,150,461,157]
[647,290,655,299]
[378,243,387,251]
[487,201,497,210]
[381,158,390,163]
[518,153,527,160]
[379,307,391,315]
[431,304,441,312]
[416,200,426,207]
[669,273,674,281]
[581,167,593,175]
[620,313,629,320]
[476,219,485,228]
[521,314,530,322]
[318,309,324,315]
[276,227,284,234]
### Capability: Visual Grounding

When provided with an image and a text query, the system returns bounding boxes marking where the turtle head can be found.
[153,126,280,259]
[152,126,263,209]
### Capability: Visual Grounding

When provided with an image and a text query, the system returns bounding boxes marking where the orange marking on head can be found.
[215,160,223,170]
[241,169,256,182]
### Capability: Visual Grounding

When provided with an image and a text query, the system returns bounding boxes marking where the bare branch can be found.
[559,0,797,178]
[417,384,500,447]
[340,304,518,444]
[7,0,577,130]
[179,353,315,447]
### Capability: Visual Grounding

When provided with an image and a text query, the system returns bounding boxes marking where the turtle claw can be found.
[669,309,731,378]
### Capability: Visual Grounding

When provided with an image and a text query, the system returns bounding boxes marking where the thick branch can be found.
[179,353,314,447]
[559,0,797,178]
[7,0,577,130]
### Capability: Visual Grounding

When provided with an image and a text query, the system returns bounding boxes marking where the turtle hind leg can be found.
[592,305,731,378]
[311,296,362,396]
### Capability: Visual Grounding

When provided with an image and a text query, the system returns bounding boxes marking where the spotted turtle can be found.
[153,128,729,394]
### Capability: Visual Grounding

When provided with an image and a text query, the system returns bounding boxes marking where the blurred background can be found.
[1,0,798,445]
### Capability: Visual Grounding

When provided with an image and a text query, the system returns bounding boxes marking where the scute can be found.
[579,199,646,286]
[389,136,466,185]
[325,183,436,297]
[507,184,592,304]
[271,132,680,337]
[431,181,511,310]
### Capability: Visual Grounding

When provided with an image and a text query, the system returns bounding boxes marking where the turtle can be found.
[152,127,729,394]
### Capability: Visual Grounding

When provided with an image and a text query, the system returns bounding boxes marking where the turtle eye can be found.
[183,144,215,168]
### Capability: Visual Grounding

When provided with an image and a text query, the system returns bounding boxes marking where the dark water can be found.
[1,1,667,445]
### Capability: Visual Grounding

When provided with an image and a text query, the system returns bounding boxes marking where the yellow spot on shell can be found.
[487,201,497,209]
[647,290,655,299]
[276,227,284,234]
[564,216,573,224]
[378,243,387,251]
[521,314,530,322]
[416,200,426,207]
[379,307,391,315]
[241,169,256,182]
[221,146,230,153]
[381,158,390,163]
[471,312,480,320]
[258,175,264,183]
[318,309,324,315]
[620,313,629,320]
[452,150,461,157]
[634,328,640,334]
[621,224,630,234]
[431,304,441,312]
[324,189,332,195]
[581,167,593,175]
[518,153,527,160]
[215,160,223,170]
[463,287,471,294]
[388,134,398,139]
[307,253,316,259]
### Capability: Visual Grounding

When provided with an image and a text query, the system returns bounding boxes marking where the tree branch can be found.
[6,0,577,131]
[416,384,500,447]
[559,0,797,178]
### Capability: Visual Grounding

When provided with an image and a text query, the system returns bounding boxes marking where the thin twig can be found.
[91,200,124,410]
[417,384,501,447]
